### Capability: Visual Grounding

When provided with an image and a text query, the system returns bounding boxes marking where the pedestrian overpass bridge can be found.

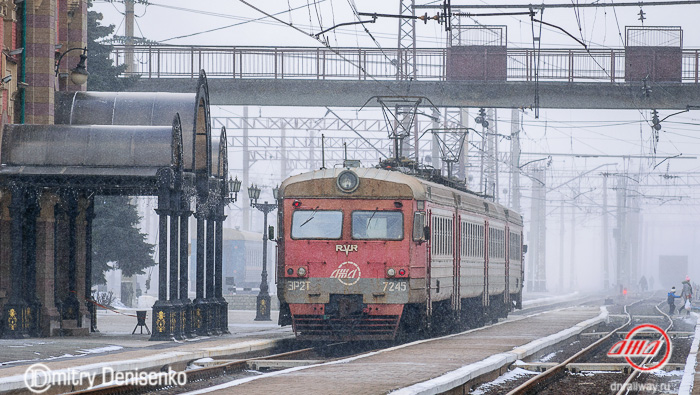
[113,45,700,109]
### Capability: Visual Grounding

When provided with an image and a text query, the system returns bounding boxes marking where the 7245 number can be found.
[383,281,407,292]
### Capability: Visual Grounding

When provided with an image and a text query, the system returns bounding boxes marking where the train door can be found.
[453,212,459,311]
[426,209,432,317]
[504,224,510,307]
[483,219,489,308]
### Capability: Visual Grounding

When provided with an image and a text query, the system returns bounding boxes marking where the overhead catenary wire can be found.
[415,1,700,9]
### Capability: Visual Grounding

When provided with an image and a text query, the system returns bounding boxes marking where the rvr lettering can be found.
[336,244,358,255]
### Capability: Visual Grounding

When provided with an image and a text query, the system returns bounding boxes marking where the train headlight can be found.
[337,170,359,193]
[287,268,294,276]
[387,268,396,277]
[297,267,307,277]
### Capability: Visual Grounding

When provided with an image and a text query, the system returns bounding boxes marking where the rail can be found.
[111,45,700,83]
[68,345,321,394]
[506,297,673,395]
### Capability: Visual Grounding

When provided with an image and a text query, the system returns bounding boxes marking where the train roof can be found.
[191,228,261,241]
[281,167,425,200]
[280,168,522,226]
[223,228,262,242]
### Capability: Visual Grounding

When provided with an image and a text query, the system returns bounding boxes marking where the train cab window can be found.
[352,211,403,240]
[291,210,343,239]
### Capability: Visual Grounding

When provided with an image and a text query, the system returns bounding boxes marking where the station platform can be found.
[681,312,700,395]
[0,292,585,394]
[190,306,606,395]
[0,310,292,393]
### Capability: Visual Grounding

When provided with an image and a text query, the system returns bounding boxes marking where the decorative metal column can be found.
[85,195,97,332]
[151,169,174,341]
[205,210,217,334]
[193,206,208,336]
[214,199,228,334]
[168,180,183,340]
[24,189,41,336]
[179,194,193,338]
[2,183,29,338]
[63,192,81,324]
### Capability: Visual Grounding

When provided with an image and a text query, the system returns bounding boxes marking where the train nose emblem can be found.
[335,244,358,256]
[330,261,361,286]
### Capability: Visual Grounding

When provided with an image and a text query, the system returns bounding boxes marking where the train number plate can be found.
[287,280,311,291]
[382,281,407,292]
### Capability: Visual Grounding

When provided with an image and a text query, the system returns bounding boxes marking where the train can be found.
[276,166,524,341]
[190,228,272,292]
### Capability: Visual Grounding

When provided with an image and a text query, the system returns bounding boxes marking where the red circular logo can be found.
[611,324,672,371]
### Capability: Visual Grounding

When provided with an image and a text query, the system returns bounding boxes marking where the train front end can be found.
[277,168,423,341]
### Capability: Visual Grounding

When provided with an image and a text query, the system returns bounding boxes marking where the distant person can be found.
[681,276,693,315]
[668,286,681,315]
[639,276,648,292]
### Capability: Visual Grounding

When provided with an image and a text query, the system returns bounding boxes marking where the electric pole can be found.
[125,0,135,73]
[602,173,609,290]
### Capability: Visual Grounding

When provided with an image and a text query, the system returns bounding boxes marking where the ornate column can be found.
[24,189,41,336]
[62,191,80,325]
[84,195,97,332]
[215,200,229,334]
[193,206,208,336]
[205,210,217,335]
[179,195,194,337]
[2,183,28,338]
[168,187,183,340]
[151,169,174,341]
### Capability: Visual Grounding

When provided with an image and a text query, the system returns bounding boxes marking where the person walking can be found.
[681,276,693,315]
[668,287,681,315]
[639,276,648,292]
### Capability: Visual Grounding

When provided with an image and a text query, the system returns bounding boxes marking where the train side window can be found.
[413,212,426,241]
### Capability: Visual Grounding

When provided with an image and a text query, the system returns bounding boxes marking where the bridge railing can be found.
[111,45,700,83]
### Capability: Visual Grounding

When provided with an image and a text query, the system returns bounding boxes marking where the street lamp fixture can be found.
[248,184,278,321]
[248,184,261,205]
[226,176,241,203]
[55,47,89,85]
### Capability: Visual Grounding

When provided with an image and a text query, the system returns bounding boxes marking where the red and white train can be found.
[276,167,523,341]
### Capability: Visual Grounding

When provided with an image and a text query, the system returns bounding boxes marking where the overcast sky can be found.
[92,1,700,290]
[88,0,700,198]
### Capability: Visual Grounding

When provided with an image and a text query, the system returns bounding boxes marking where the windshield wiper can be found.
[367,207,379,226]
[299,206,320,228]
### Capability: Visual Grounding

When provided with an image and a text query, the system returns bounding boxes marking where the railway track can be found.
[503,296,680,395]
[62,295,598,395]
[67,343,331,395]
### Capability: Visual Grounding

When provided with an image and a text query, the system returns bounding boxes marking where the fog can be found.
[92,0,700,294]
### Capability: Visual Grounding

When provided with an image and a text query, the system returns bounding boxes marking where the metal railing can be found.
[111,45,700,83]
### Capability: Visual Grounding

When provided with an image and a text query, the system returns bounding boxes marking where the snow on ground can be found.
[78,346,124,354]
[469,368,538,395]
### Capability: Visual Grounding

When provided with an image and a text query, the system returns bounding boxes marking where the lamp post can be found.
[55,47,89,86]
[248,184,279,321]
[225,176,242,204]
